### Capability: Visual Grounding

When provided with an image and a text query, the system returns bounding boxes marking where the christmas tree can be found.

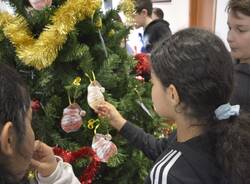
[0,0,169,183]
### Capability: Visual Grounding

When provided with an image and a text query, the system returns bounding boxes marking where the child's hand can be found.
[30,141,58,177]
[96,101,127,131]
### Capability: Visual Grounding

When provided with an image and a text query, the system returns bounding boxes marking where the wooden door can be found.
[189,0,217,32]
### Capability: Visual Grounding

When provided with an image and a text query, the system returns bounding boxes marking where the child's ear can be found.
[167,84,180,106]
[0,122,16,155]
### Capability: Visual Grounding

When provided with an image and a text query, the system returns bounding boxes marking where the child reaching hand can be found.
[97,28,250,184]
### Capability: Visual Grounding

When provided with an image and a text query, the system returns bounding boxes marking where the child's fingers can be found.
[96,105,108,114]
[33,141,54,159]
[33,141,43,159]
[34,140,42,151]
[98,111,107,117]
[30,158,43,170]
[98,114,106,119]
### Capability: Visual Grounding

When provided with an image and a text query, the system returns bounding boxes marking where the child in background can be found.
[132,0,171,53]
[152,7,164,20]
[227,0,250,107]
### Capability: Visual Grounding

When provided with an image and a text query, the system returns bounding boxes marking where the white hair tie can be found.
[214,103,240,120]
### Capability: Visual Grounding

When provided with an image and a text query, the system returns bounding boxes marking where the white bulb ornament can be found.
[87,80,105,110]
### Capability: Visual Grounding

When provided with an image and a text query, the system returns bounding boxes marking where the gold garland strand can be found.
[119,0,135,25]
[0,0,101,70]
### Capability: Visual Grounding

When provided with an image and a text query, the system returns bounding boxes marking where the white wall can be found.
[215,0,230,49]
[153,0,190,33]
[102,0,113,13]
[153,0,230,49]
[112,0,120,9]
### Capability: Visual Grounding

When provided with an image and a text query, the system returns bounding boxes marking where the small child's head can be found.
[150,28,233,124]
[152,8,164,20]
[0,63,35,183]
[133,0,152,28]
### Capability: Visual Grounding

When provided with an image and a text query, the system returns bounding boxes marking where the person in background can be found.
[152,7,164,20]
[227,0,250,107]
[0,63,80,184]
[97,28,250,183]
[133,0,171,53]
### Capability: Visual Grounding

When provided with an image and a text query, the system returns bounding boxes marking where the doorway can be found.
[189,0,217,32]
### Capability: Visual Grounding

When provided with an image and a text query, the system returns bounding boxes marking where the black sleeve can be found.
[119,121,171,161]
[230,63,250,107]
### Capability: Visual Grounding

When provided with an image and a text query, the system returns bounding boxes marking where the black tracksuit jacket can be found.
[120,122,226,184]
[230,63,250,108]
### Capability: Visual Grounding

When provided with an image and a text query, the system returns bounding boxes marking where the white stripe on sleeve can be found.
[150,150,178,184]
[161,151,182,184]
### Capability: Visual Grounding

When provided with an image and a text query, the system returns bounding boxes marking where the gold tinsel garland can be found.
[119,0,135,25]
[0,0,101,70]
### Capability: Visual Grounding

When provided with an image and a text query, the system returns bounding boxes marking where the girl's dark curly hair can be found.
[151,28,250,183]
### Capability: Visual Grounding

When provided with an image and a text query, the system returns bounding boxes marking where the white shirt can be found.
[36,156,80,184]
